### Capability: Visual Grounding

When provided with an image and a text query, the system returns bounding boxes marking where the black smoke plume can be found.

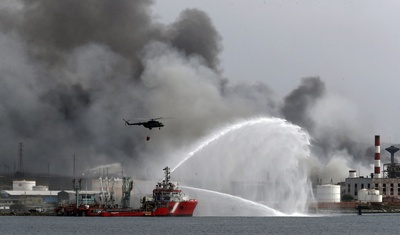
[0,0,277,178]
[281,77,325,132]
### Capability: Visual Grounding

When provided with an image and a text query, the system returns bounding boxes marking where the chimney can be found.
[349,170,357,178]
[374,135,381,178]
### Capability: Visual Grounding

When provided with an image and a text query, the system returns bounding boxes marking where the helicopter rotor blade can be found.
[151,117,164,121]
[152,117,173,121]
[123,119,130,126]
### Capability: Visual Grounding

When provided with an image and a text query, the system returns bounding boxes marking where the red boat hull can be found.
[87,200,198,217]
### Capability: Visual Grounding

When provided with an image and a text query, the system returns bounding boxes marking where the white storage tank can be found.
[13,180,36,191]
[316,184,341,202]
[358,189,382,203]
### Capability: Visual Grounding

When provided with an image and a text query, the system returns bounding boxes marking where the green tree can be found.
[341,194,354,202]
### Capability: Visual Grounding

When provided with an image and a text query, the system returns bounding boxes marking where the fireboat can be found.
[86,166,198,216]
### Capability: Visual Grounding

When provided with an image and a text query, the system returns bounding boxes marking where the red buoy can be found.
[146,136,150,141]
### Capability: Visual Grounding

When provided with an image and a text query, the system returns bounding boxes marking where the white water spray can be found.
[181,185,284,216]
[171,118,268,173]
[171,117,312,215]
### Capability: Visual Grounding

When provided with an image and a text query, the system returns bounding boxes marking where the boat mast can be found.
[163,166,170,187]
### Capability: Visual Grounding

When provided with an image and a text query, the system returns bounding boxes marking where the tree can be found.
[341,194,354,202]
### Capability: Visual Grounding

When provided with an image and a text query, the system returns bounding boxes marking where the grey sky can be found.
[152,0,400,141]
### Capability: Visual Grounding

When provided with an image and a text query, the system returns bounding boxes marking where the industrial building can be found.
[0,179,103,212]
[0,180,59,212]
[314,135,400,206]
[343,135,400,202]
[57,190,99,205]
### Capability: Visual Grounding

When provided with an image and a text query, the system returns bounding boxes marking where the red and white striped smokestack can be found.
[374,135,381,178]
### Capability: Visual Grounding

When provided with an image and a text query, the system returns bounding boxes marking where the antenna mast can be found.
[73,153,76,178]
[18,142,24,173]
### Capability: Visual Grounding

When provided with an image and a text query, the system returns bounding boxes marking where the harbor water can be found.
[0,214,399,235]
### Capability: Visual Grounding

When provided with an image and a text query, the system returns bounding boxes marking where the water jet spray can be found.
[170,117,312,215]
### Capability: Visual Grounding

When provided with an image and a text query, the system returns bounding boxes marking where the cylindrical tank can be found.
[13,180,36,191]
[349,170,357,178]
[358,189,368,201]
[33,185,48,191]
[358,189,382,202]
[316,184,341,202]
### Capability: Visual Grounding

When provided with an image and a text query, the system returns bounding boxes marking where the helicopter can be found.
[123,117,165,130]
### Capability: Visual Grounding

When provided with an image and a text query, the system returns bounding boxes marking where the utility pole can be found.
[72,153,81,214]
